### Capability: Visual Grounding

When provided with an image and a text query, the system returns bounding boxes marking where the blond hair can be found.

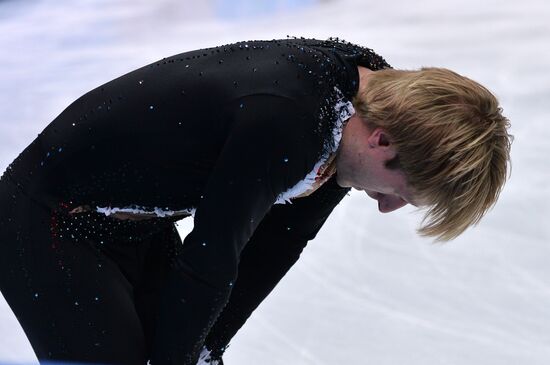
[352,67,513,242]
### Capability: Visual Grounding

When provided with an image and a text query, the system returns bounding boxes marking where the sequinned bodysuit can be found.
[0,37,391,365]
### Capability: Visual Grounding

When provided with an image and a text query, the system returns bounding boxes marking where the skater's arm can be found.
[203,174,350,360]
[151,94,321,365]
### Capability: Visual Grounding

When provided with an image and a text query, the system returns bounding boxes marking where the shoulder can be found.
[277,36,392,95]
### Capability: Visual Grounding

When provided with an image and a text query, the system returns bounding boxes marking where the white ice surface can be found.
[1,0,549,364]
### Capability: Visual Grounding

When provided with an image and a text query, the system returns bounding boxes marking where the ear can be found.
[367,128,398,158]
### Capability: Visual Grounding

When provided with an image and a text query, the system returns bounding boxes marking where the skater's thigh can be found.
[131,221,183,356]
[0,186,148,364]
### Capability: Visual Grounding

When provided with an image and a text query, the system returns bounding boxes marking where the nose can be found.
[376,193,408,213]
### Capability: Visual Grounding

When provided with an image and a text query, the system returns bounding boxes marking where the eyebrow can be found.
[404,198,418,207]
[410,195,427,208]
[403,194,421,208]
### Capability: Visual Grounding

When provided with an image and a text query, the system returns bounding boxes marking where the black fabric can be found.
[0,175,179,364]
[0,37,390,365]
[203,173,349,360]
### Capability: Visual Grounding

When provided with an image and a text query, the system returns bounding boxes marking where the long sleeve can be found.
[203,173,350,360]
[150,94,323,365]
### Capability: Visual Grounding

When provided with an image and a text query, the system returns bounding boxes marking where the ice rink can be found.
[0,0,549,364]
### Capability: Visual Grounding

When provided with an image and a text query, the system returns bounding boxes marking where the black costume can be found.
[0,37,390,365]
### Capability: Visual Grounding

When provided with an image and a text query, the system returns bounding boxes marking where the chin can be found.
[334,173,349,188]
[336,172,347,188]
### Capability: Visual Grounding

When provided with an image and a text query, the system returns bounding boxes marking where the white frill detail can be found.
[96,205,196,218]
[274,86,355,204]
[196,346,221,365]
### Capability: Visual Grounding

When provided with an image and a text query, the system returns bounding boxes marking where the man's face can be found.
[335,114,421,213]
